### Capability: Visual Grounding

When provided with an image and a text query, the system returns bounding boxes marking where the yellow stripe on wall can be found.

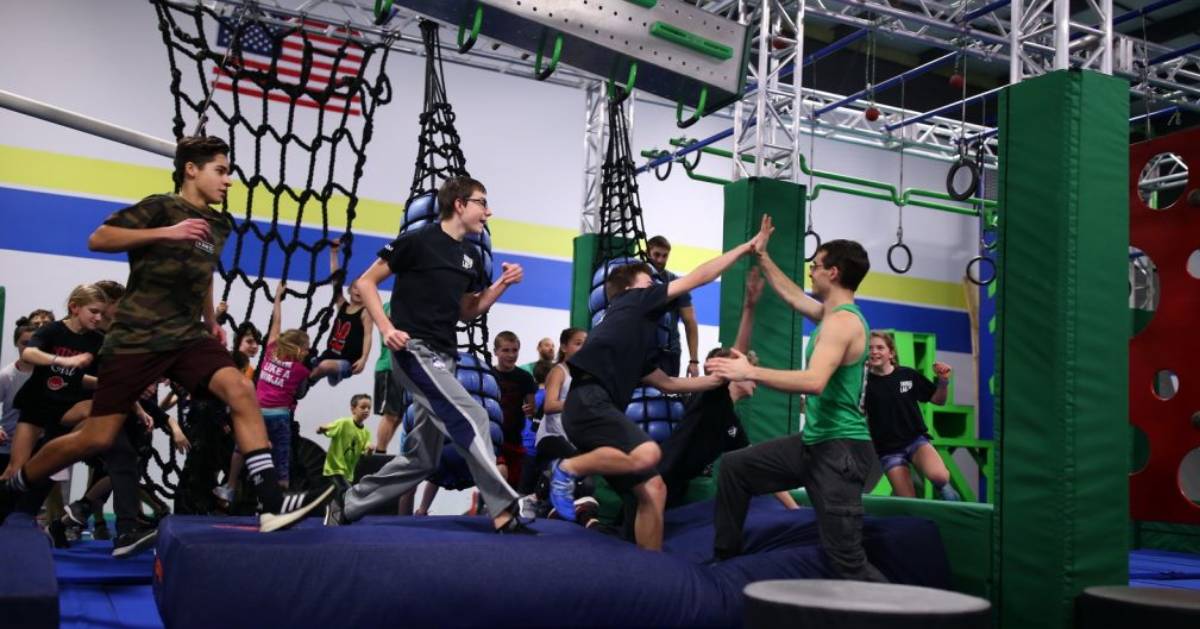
[0,144,965,311]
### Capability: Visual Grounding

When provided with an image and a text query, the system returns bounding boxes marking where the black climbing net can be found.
[146,0,393,500]
[401,20,493,365]
[592,92,651,315]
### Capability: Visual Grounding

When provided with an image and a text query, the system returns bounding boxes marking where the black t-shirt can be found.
[864,366,937,453]
[14,321,104,413]
[320,303,366,362]
[569,283,671,408]
[379,224,486,355]
[659,387,749,482]
[493,366,538,444]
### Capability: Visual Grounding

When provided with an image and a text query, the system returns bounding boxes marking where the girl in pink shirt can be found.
[254,282,310,488]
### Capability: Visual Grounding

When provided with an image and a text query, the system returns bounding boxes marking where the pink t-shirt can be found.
[256,342,311,409]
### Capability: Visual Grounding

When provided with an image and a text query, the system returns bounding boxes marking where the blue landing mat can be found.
[154,497,950,628]
[1130,549,1200,590]
[53,540,155,585]
[60,584,163,629]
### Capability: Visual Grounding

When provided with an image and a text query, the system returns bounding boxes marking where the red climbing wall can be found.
[1129,125,1200,524]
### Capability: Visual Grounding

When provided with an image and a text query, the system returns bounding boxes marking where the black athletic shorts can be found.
[373,370,402,416]
[562,379,655,492]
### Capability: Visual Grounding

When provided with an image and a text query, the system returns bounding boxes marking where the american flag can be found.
[215,17,364,116]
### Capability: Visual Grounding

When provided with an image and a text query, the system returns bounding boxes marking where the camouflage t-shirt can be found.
[101,194,233,355]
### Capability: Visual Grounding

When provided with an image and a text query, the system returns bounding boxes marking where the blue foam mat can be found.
[154,497,950,628]
[53,539,155,585]
[1130,549,1200,581]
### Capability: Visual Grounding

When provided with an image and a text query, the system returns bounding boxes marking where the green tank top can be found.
[802,303,872,444]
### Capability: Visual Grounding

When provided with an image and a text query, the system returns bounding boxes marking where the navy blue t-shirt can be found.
[569,283,672,408]
[379,224,486,355]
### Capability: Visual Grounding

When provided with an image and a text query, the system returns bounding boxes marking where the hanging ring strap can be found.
[457,5,483,54]
[373,0,395,26]
[534,31,563,81]
[607,62,638,105]
[888,207,912,274]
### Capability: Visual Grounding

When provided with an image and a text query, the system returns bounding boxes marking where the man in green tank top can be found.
[707,216,886,582]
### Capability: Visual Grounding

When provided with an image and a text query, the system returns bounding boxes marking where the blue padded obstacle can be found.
[400,192,494,281]
[626,386,685,443]
[153,497,949,628]
[0,519,60,628]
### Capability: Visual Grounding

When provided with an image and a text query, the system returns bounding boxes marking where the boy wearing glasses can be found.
[706,217,887,582]
[325,176,533,534]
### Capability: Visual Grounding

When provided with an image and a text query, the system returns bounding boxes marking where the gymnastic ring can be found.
[803,230,822,262]
[681,146,702,171]
[965,255,995,286]
[946,156,980,202]
[887,242,913,274]
[653,155,673,181]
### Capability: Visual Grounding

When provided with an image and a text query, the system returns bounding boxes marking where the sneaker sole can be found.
[259,485,334,533]
[112,530,158,558]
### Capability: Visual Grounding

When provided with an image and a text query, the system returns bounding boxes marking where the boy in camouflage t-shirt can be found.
[2,136,329,534]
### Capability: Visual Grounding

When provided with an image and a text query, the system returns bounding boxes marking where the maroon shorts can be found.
[91,337,236,417]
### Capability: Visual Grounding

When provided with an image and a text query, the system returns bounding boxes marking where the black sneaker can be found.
[47,520,71,549]
[112,526,158,558]
[92,518,112,541]
[260,486,334,533]
[495,517,538,535]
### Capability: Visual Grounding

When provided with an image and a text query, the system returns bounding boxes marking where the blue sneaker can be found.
[548,460,578,522]
[938,484,961,501]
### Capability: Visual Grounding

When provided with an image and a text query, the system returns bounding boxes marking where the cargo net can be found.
[401,20,493,364]
[146,0,393,500]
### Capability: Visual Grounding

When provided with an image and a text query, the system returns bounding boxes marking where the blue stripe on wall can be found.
[0,186,971,352]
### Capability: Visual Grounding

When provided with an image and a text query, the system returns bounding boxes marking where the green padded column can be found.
[994,70,1129,628]
[721,178,806,443]
[570,234,600,330]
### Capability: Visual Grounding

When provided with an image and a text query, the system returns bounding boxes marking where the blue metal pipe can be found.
[884,85,1003,132]
[1114,0,1186,26]
[813,51,958,118]
[1149,41,1200,66]
[964,0,1011,22]
[1129,105,1180,125]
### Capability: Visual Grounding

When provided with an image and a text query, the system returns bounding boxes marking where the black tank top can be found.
[321,303,365,362]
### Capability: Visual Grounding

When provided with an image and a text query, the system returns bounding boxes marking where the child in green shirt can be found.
[318,394,373,492]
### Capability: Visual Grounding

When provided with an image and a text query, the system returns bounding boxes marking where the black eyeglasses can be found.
[465,197,489,208]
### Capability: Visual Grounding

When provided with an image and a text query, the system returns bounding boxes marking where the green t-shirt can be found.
[322,417,371,479]
[100,194,233,355]
[802,303,872,444]
[374,303,391,372]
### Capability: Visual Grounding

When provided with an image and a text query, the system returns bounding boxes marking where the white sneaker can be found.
[259,486,334,533]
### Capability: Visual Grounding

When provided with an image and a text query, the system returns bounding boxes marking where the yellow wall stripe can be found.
[0,144,964,311]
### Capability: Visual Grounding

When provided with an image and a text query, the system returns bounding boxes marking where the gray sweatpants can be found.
[343,339,517,521]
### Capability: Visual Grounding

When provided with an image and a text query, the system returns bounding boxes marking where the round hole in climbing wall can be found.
[1138,152,1189,210]
[1179,448,1200,506]
[1129,246,1159,337]
[1153,369,1179,401]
